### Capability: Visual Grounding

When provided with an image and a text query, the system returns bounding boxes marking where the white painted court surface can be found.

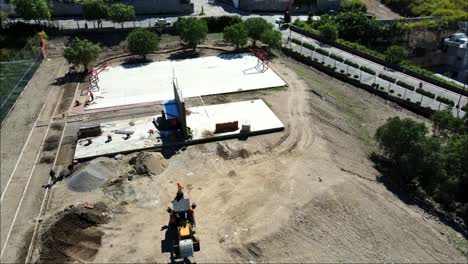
[86,54,286,110]
[75,99,284,160]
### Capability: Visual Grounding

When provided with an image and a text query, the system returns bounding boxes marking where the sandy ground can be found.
[31,53,467,263]
[364,0,401,19]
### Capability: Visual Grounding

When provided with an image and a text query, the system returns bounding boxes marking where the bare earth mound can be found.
[37,203,111,263]
[34,56,466,263]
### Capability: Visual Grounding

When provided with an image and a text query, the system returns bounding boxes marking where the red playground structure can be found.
[250,48,270,73]
[87,63,107,91]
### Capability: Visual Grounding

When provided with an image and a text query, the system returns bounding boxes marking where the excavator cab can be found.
[168,184,200,259]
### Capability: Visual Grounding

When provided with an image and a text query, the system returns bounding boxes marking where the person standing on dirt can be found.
[174,182,184,201]
[89,90,94,102]
[42,170,57,189]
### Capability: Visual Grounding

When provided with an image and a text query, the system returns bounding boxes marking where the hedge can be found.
[436,96,455,106]
[281,46,435,117]
[201,16,243,33]
[344,59,359,68]
[290,38,316,51]
[416,88,436,99]
[303,42,316,51]
[396,80,415,91]
[291,38,302,45]
[315,48,329,56]
[378,73,396,83]
[360,66,376,75]
[329,53,344,62]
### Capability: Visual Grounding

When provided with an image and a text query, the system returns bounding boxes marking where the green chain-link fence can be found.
[0,37,43,123]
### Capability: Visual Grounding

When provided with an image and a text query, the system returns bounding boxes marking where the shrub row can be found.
[344,59,359,68]
[415,88,436,99]
[290,38,316,51]
[396,80,415,91]
[360,66,376,75]
[436,96,455,106]
[378,73,396,83]
[290,38,302,45]
[315,48,329,56]
[302,42,316,51]
[329,53,344,62]
[281,47,435,118]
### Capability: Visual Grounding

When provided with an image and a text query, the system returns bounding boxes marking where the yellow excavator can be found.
[166,183,200,259]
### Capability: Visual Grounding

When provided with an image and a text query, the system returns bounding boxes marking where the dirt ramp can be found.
[132,152,168,175]
[37,203,111,263]
[67,158,119,192]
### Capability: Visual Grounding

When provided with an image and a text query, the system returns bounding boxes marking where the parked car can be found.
[155,18,171,27]
[275,17,285,24]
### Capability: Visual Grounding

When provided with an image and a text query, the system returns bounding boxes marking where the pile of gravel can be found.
[67,160,115,192]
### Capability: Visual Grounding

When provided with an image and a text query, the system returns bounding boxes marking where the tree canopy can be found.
[12,0,50,22]
[109,3,135,28]
[375,113,468,223]
[244,17,273,46]
[384,45,408,65]
[340,0,367,13]
[177,17,208,51]
[223,22,249,49]
[318,23,338,41]
[381,0,467,17]
[260,29,282,50]
[81,0,109,23]
[63,38,100,70]
[127,28,159,59]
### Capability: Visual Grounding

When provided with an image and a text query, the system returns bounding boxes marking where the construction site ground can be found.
[1,34,466,263]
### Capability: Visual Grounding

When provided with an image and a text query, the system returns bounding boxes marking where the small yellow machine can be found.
[167,183,200,259]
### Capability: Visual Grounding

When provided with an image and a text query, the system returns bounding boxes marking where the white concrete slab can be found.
[74,99,284,160]
[87,53,286,110]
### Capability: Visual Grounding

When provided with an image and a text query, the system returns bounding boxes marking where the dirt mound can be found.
[133,152,168,175]
[216,143,250,160]
[37,203,111,263]
[67,158,118,192]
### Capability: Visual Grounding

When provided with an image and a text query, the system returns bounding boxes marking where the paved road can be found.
[283,29,467,117]
[10,0,308,30]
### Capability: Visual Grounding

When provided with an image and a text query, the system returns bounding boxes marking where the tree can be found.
[431,110,465,137]
[109,3,135,28]
[177,17,208,51]
[260,29,282,51]
[340,0,367,13]
[244,17,273,46]
[81,0,109,28]
[318,23,338,41]
[334,12,380,45]
[223,22,249,49]
[375,117,428,161]
[384,45,409,65]
[12,0,50,22]
[63,38,100,70]
[0,11,7,29]
[127,29,159,59]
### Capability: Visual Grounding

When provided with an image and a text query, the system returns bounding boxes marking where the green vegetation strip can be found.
[360,66,376,75]
[344,59,359,68]
[415,88,436,99]
[436,96,455,106]
[396,80,415,91]
[378,73,396,83]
